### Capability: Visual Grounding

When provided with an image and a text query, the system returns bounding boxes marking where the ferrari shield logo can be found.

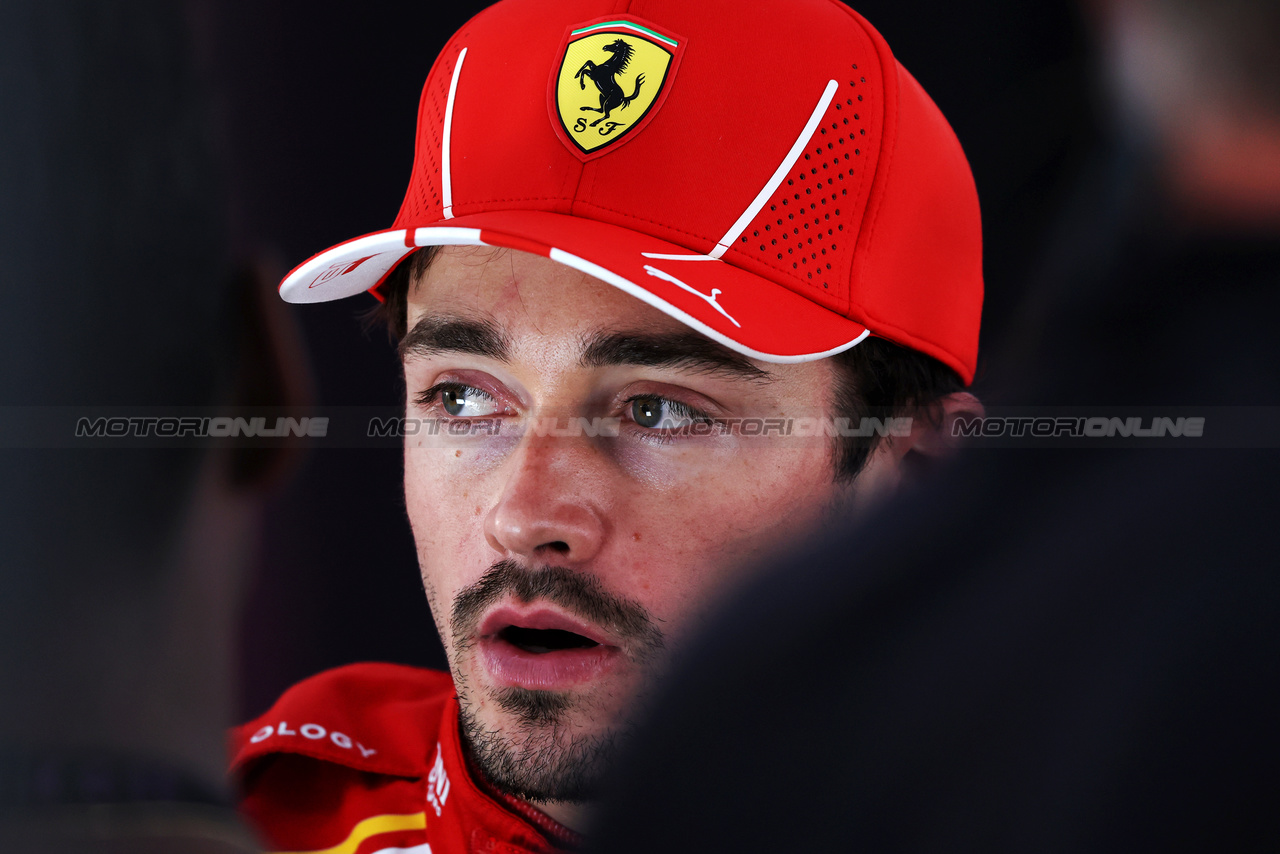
[549,18,685,160]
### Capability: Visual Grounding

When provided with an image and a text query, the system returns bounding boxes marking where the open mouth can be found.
[477,606,620,690]
[498,625,601,654]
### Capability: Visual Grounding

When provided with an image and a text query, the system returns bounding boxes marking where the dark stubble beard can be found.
[450,559,665,804]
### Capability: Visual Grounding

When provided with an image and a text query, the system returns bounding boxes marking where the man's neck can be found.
[458,736,589,843]
[494,788,589,843]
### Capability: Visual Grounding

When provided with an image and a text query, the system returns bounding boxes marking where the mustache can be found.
[451,559,665,659]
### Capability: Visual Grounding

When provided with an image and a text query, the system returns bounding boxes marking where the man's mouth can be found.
[498,625,601,654]
[476,606,622,691]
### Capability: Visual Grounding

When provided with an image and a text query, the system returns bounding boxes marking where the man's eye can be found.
[421,383,501,418]
[628,396,705,430]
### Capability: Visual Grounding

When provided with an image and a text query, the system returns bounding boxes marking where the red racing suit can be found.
[230,662,581,854]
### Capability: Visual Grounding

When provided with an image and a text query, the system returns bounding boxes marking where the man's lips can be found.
[478,606,613,646]
[475,605,623,691]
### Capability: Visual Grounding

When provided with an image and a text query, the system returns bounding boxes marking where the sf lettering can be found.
[249,721,377,758]
[573,117,626,137]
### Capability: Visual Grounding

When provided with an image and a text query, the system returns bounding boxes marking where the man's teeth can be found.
[499,625,600,653]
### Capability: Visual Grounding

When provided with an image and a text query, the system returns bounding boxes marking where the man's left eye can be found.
[422,383,502,418]
[627,396,706,430]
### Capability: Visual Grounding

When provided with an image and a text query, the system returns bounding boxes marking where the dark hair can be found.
[827,337,965,482]
[373,245,441,343]
[371,247,965,482]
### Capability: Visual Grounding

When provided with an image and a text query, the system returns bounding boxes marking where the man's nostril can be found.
[540,541,571,554]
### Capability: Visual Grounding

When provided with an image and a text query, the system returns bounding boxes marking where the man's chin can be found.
[458,687,627,805]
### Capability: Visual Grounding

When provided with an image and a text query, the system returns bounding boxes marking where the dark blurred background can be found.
[207,0,1100,720]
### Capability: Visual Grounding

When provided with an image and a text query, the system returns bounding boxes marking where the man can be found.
[231,0,983,850]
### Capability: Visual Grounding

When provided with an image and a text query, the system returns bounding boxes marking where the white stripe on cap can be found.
[549,247,868,364]
[413,226,485,245]
[641,79,839,262]
[441,47,468,220]
[711,78,838,258]
[403,228,870,362]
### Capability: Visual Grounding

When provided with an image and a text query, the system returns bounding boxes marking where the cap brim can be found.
[279,210,869,364]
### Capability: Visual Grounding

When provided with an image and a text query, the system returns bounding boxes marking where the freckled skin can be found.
[400,247,905,825]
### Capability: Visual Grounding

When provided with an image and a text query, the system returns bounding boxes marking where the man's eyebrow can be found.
[399,316,510,362]
[579,330,772,382]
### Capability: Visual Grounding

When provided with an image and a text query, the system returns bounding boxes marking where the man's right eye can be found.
[419,382,501,418]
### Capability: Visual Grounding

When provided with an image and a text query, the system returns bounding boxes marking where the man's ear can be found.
[909,392,985,459]
[846,393,984,512]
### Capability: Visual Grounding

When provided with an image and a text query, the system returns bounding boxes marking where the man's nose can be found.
[483,431,607,563]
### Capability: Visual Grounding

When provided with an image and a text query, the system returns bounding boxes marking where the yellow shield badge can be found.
[549,18,685,161]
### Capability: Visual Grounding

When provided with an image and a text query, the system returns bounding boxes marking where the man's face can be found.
[402,246,853,804]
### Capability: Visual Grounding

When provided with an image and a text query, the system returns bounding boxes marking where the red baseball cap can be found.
[279,0,983,383]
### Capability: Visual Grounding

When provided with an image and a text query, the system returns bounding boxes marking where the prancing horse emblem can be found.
[574,39,645,127]
[550,18,684,159]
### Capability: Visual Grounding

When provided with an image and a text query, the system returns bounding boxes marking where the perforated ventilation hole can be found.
[733,67,870,294]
